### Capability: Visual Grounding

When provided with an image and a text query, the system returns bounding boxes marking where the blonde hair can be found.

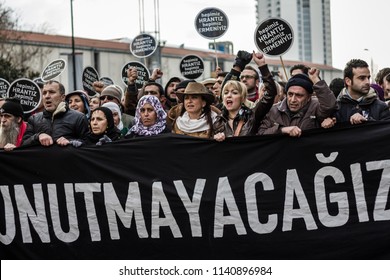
[221,80,247,103]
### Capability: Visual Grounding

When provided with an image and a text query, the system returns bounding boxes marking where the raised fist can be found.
[233,50,252,70]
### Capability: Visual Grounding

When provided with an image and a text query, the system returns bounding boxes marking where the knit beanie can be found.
[0,98,24,118]
[285,73,314,94]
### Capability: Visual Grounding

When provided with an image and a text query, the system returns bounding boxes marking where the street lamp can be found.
[364,48,374,82]
[70,0,76,91]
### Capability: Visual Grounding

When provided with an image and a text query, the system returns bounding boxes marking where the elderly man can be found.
[22,80,89,147]
[0,99,26,151]
[257,69,337,137]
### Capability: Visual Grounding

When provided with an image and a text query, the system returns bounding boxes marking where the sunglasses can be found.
[99,95,115,101]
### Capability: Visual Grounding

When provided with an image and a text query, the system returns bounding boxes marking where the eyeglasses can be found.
[240,75,256,80]
[99,95,114,101]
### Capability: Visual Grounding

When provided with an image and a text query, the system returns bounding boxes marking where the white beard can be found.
[0,121,20,148]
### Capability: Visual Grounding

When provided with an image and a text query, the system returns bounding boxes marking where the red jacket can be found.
[16,121,27,147]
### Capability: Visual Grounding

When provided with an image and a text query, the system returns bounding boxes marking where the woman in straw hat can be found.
[171,81,218,138]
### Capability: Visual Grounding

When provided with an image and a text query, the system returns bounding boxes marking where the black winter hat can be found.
[0,98,24,118]
[285,73,314,94]
[175,79,196,91]
[164,77,182,95]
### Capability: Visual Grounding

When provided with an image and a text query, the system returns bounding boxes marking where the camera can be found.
[271,70,279,77]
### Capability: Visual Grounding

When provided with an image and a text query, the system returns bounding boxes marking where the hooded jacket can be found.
[65,90,91,119]
[335,87,390,123]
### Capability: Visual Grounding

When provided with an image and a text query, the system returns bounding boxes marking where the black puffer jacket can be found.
[22,102,89,146]
[335,88,390,123]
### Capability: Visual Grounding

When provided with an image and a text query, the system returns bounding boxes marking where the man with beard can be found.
[239,65,261,102]
[335,59,390,125]
[0,99,26,151]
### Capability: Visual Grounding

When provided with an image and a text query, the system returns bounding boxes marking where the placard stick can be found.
[280,56,289,80]
[214,39,219,68]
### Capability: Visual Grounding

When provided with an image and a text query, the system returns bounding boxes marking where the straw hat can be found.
[175,82,215,104]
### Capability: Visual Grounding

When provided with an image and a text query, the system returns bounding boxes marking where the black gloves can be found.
[233,50,252,70]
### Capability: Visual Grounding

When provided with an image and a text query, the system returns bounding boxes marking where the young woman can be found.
[170,82,217,138]
[125,95,169,138]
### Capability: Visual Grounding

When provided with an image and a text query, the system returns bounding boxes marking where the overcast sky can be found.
[5,0,390,72]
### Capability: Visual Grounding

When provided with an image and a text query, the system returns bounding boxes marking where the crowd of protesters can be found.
[1,50,390,151]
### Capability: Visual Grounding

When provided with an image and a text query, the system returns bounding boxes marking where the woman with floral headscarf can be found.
[125,95,169,138]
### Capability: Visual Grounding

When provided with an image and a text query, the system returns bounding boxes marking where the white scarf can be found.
[176,111,217,133]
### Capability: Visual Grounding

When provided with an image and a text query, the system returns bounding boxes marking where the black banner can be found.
[1,123,390,259]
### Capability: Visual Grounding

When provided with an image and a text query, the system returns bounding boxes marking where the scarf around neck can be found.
[175,111,217,133]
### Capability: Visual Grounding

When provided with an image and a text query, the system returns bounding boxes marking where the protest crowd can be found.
[2,3,390,262]
[3,45,390,260]
[2,50,390,150]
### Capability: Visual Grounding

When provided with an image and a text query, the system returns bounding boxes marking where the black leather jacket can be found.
[22,103,89,146]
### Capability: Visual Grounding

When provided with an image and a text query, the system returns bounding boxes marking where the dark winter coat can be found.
[335,88,390,123]
[258,80,337,135]
[22,102,89,146]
